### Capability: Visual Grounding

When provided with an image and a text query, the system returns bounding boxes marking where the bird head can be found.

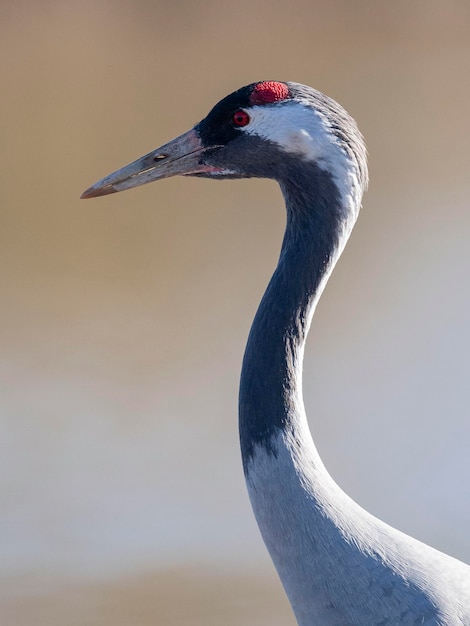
[81,81,367,200]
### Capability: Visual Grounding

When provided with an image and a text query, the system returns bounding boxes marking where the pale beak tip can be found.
[80,183,116,199]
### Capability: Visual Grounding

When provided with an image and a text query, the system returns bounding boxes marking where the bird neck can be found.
[236,169,470,626]
[239,168,359,471]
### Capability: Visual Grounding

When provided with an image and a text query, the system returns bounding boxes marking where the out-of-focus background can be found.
[1,1,469,624]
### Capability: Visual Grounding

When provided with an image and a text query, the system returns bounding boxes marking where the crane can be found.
[82,81,470,624]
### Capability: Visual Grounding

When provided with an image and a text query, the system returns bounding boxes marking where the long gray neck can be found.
[236,165,470,626]
[239,164,359,470]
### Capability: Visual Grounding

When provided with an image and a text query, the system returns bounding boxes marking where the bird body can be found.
[247,433,470,623]
[82,81,470,624]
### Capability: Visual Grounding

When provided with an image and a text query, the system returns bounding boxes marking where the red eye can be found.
[233,109,250,127]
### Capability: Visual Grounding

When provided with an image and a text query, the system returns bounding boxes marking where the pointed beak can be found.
[81,128,221,199]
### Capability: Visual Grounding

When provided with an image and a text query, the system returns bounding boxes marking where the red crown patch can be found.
[250,81,290,105]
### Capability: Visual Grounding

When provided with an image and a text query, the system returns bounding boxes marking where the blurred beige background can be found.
[1,1,469,624]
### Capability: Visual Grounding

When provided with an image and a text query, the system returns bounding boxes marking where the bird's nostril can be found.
[154,153,167,162]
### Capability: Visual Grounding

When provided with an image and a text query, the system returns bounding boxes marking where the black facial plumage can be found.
[196,82,292,147]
